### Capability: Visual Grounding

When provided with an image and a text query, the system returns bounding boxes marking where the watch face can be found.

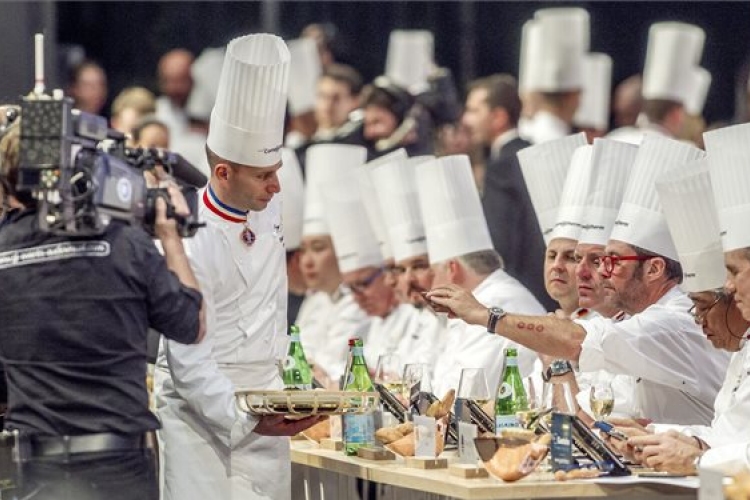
[551,360,571,375]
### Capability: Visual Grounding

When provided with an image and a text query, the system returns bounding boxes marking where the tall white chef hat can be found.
[303,143,367,237]
[359,149,409,261]
[578,138,639,246]
[517,132,588,243]
[286,38,322,116]
[319,148,383,273]
[704,122,750,252]
[610,134,706,260]
[385,30,434,95]
[642,22,705,104]
[518,20,541,94]
[656,158,725,293]
[415,155,493,265]
[684,67,712,116]
[522,8,589,93]
[206,34,290,167]
[371,155,434,262]
[573,53,613,131]
[551,145,595,242]
[186,46,225,121]
[278,148,304,250]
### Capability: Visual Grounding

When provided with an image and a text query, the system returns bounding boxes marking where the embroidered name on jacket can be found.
[0,241,111,269]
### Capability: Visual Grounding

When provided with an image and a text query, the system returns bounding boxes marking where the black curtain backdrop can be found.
[56,1,750,125]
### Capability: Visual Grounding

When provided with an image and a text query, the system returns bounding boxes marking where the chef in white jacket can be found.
[155,34,320,500]
[369,155,448,376]
[316,146,418,373]
[605,156,750,475]
[295,144,371,386]
[429,135,729,425]
[517,9,588,144]
[414,155,545,397]
[608,22,706,145]
[520,136,641,420]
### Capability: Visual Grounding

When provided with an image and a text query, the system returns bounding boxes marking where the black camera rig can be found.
[15,94,205,237]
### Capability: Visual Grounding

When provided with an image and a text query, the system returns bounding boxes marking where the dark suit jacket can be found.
[482,136,556,311]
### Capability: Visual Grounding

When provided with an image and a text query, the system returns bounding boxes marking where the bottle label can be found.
[343,413,374,446]
[496,382,513,400]
[352,346,364,356]
[290,333,301,342]
[505,357,518,367]
[495,414,520,432]
[282,356,296,371]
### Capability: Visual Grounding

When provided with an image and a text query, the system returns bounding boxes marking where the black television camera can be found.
[16,93,206,237]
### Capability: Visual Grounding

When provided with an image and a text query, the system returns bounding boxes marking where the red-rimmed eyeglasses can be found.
[599,255,655,277]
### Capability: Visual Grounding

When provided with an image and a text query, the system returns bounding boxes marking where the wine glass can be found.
[402,363,425,405]
[374,354,404,395]
[542,380,577,415]
[457,368,491,407]
[589,381,615,421]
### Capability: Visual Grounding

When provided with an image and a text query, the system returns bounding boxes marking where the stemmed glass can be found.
[374,354,404,396]
[402,363,425,407]
[589,381,615,421]
[457,368,491,407]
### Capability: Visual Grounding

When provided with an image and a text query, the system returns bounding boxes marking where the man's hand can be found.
[254,415,325,437]
[604,426,649,463]
[627,431,702,475]
[425,284,488,325]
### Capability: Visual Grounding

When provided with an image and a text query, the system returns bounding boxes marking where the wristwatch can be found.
[542,359,574,382]
[487,306,507,333]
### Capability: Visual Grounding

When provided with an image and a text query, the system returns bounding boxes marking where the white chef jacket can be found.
[649,337,750,448]
[606,115,670,145]
[432,269,545,398]
[520,110,571,145]
[375,306,450,384]
[576,286,730,425]
[363,303,418,372]
[700,442,750,476]
[296,288,371,382]
[572,309,640,419]
[155,187,291,500]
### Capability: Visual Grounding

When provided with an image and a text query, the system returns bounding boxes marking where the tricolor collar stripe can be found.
[203,187,247,223]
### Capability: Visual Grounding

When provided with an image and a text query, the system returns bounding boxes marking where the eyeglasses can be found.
[600,255,655,277]
[348,267,384,294]
[688,291,726,325]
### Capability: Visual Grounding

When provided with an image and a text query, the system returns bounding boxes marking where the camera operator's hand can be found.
[154,193,206,344]
[165,183,190,218]
[153,195,180,242]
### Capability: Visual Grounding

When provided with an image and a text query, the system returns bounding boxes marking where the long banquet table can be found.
[290,440,699,500]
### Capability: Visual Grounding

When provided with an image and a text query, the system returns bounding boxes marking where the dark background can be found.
[3,1,750,124]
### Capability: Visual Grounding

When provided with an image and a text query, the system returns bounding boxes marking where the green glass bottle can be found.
[282,325,313,391]
[342,337,375,456]
[494,347,528,432]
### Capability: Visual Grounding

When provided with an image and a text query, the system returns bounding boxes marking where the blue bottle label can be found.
[343,413,374,445]
[495,414,520,433]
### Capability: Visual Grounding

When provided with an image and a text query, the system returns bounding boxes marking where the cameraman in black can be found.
[0,115,205,499]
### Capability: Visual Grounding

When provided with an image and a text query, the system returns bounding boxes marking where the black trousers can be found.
[13,449,157,500]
